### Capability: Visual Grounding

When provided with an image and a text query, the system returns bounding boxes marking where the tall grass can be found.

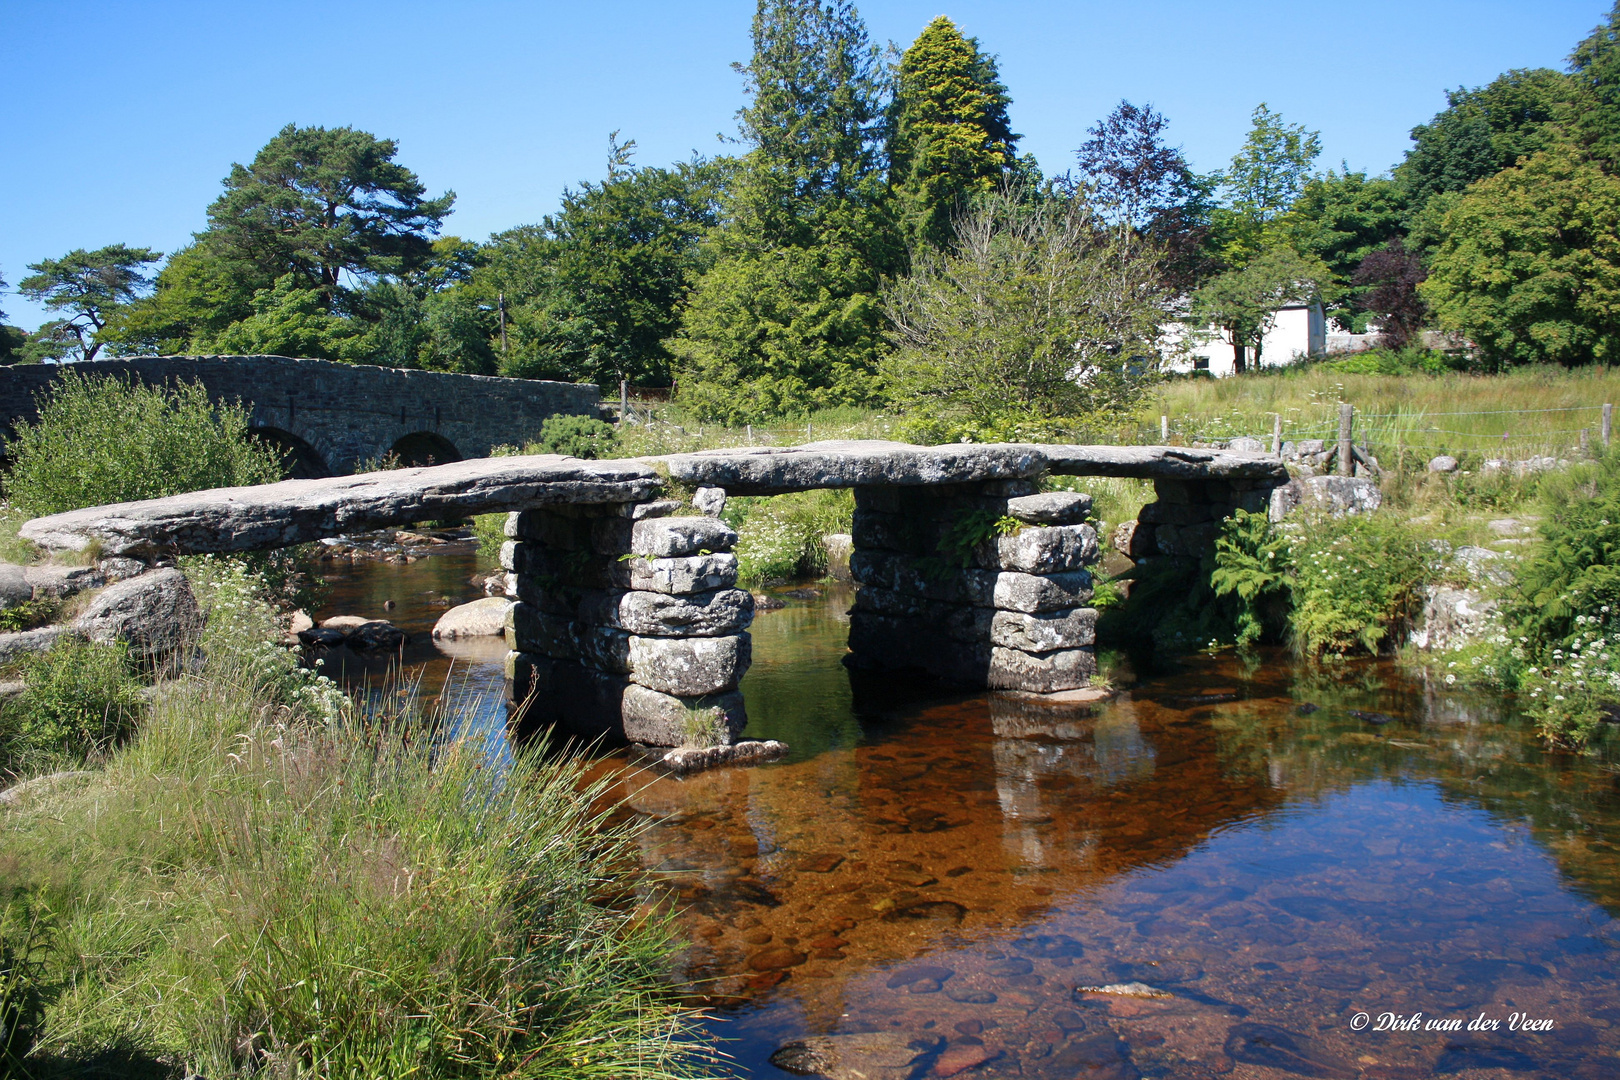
[1150,364,1620,461]
[0,568,718,1079]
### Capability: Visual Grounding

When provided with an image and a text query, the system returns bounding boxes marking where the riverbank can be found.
[0,563,717,1079]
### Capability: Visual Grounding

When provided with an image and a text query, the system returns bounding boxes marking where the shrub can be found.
[1211,508,1292,646]
[1287,513,1431,657]
[0,637,146,775]
[531,414,620,459]
[4,371,286,517]
[726,489,853,587]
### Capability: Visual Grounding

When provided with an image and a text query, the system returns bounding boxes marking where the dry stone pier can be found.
[19,440,1288,756]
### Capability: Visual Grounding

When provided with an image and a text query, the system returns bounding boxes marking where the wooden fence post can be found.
[1271,413,1282,455]
[1338,403,1354,477]
[1604,403,1613,447]
[1161,415,1169,443]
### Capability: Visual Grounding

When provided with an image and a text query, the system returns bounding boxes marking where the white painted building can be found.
[1163,302,1327,377]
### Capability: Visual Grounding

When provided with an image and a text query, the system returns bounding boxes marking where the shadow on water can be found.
[319,552,1620,1078]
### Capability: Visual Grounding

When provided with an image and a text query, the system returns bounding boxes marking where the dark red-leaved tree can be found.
[1353,238,1428,347]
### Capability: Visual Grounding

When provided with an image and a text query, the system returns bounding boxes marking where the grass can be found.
[1150,363,1620,462]
[0,566,719,1079]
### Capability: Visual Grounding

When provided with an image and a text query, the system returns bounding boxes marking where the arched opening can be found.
[389,431,461,468]
[250,427,330,479]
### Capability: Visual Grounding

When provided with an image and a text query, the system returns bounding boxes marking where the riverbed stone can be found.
[576,587,753,637]
[991,607,1097,652]
[768,1032,928,1079]
[432,596,513,639]
[977,523,1098,573]
[75,568,200,662]
[1005,491,1092,525]
[0,563,31,610]
[621,683,747,746]
[591,515,738,558]
[988,645,1097,692]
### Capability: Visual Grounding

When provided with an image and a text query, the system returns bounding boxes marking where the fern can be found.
[1211,509,1291,646]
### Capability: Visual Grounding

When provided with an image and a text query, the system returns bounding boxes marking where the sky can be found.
[0,0,1607,329]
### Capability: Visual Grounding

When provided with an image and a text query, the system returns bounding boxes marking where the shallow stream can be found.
[315,548,1620,1079]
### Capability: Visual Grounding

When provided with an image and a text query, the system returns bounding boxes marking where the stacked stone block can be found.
[846,482,1101,693]
[1112,477,1274,562]
[502,500,755,747]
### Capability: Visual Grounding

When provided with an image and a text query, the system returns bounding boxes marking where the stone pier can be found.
[846,482,1100,692]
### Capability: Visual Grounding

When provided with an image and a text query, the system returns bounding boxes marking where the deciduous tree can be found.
[1420,145,1620,367]
[1352,239,1428,348]
[1190,244,1333,373]
[1211,104,1321,265]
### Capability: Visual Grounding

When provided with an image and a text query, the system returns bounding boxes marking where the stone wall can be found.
[1112,476,1277,564]
[0,355,600,476]
[501,499,755,747]
[847,482,1101,692]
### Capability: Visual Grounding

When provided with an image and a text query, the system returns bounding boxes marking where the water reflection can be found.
[318,554,1620,1077]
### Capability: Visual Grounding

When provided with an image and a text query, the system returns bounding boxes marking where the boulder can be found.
[0,563,31,611]
[1111,519,1155,559]
[1268,475,1383,521]
[0,626,70,663]
[432,596,513,639]
[1410,587,1498,651]
[297,626,348,648]
[1228,436,1267,453]
[1453,545,1513,586]
[319,615,373,633]
[991,607,1097,652]
[75,568,200,662]
[691,486,727,517]
[1005,491,1092,525]
[768,1032,929,1080]
[576,587,753,637]
[1428,455,1459,473]
[621,684,748,747]
[645,739,787,773]
[347,620,407,650]
[823,533,853,581]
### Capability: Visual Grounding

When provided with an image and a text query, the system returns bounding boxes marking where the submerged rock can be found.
[1223,1022,1355,1078]
[769,1031,929,1079]
[432,596,513,639]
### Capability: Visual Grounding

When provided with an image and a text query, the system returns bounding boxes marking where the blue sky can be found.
[0,0,1606,329]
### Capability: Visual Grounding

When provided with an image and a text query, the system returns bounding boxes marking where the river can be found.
[315,546,1620,1079]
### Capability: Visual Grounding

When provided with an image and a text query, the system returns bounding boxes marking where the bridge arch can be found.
[250,426,331,479]
[389,431,461,468]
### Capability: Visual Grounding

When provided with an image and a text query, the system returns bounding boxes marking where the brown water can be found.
[317,551,1620,1079]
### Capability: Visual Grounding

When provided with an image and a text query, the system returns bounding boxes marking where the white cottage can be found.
[1164,302,1327,377]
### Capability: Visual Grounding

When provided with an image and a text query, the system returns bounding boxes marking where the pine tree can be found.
[888,16,1018,252]
[672,0,899,423]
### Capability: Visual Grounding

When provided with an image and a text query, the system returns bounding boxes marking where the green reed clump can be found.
[0,568,716,1079]
[0,637,146,777]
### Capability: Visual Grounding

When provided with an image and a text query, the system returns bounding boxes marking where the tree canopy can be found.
[888,16,1019,252]
[18,244,162,361]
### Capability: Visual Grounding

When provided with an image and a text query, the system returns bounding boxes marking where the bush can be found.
[531,414,620,459]
[0,637,146,776]
[5,372,287,517]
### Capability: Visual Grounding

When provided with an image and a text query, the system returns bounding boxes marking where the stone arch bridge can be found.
[0,355,600,477]
[19,441,1287,760]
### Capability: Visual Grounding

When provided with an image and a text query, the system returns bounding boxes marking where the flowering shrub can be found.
[1518,609,1620,746]
[182,556,348,722]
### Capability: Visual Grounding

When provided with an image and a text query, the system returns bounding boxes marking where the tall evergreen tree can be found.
[671,0,899,423]
[888,16,1018,252]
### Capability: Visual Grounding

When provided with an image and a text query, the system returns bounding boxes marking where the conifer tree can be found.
[888,16,1018,252]
[672,0,899,423]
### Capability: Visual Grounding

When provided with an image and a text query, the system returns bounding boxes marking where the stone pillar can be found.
[1115,477,1277,565]
[846,481,1100,693]
[502,498,755,747]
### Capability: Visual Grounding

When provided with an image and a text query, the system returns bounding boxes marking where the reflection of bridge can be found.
[20,441,1288,753]
[0,355,599,476]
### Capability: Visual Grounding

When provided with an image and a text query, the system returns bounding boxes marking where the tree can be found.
[1075,100,1215,289]
[207,274,372,361]
[888,16,1018,252]
[1211,104,1322,264]
[1283,170,1407,329]
[1190,244,1334,373]
[490,145,723,386]
[1569,3,1620,165]
[883,187,1168,442]
[671,0,899,422]
[1396,68,1583,214]
[17,245,162,361]
[202,124,453,314]
[1420,145,1620,367]
[99,242,257,355]
[1352,239,1428,348]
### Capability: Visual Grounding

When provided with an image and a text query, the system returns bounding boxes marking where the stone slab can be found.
[1005,491,1091,525]
[976,523,1098,573]
[987,645,1098,692]
[590,515,737,558]
[991,607,1098,652]
[21,455,663,556]
[656,440,1048,495]
[575,587,753,637]
[621,684,748,747]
